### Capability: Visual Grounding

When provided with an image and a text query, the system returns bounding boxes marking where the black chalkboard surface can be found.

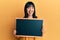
[16,18,43,37]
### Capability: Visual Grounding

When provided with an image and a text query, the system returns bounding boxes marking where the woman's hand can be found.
[13,30,20,38]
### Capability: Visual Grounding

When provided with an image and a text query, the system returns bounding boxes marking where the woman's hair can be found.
[24,1,37,18]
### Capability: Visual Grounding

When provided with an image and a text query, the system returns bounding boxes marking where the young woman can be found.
[14,1,37,40]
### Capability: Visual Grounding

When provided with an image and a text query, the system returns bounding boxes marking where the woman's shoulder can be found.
[16,17,32,19]
[16,17,42,20]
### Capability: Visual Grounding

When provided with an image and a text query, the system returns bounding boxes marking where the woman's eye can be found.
[27,7,30,9]
[32,7,34,9]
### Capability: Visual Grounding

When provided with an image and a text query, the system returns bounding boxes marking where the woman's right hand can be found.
[13,30,20,38]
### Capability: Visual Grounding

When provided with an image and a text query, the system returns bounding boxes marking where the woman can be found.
[14,1,37,40]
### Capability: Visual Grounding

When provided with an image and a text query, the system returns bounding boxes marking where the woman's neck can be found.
[28,15,33,19]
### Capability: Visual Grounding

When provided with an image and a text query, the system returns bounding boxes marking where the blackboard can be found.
[16,19,43,37]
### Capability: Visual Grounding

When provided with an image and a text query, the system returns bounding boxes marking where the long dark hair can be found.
[24,1,37,18]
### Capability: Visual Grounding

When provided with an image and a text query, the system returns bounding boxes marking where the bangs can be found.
[27,4,34,8]
[25,2,35,8]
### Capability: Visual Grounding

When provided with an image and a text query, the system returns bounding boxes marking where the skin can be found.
[27,5,34,18]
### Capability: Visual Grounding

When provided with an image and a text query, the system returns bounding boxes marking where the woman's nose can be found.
[29,8,32,11]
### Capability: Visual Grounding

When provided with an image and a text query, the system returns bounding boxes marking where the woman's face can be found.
[27,5,34,16]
